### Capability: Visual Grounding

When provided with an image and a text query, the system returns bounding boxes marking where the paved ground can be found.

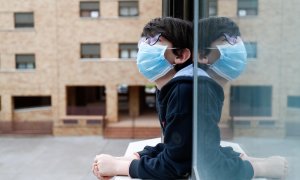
[0,135,299,180]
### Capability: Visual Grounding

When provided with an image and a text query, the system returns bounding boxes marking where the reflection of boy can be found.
[196,17,288,180]
[92,17,287,180]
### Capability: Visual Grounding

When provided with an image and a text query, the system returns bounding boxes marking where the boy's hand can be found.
[92,162,113,180]
[94,154,131,177]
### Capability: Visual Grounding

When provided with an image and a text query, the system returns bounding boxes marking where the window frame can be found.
[80,43,101,59]
[119,43,138,59]
[15,54,36,70]
[118,1,139,17]
[14,12,34,28]
[79,1,100,18]
[244,41,257,59]
[230,85,272,117]
[287,96,300,108]
[209,0,217,16]
[237,0,258,17]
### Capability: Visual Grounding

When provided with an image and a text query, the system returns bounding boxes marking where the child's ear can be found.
[198,54,209,64]
[174,48,191,64]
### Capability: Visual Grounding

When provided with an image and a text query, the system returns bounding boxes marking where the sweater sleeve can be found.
[137,143,165,158]
[129,83,193,179]
[197,78,254,180]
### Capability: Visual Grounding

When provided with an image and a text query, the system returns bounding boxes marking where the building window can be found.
[119,1,138,17]
[244,42,257,58]
[119,44,138,59]
[209,0,217,16]
[67,86,106,116]
[14,12,34,28]
[16,54,35,70]
[288,96,300,108]
[81,43,100,58]
[230,86,272,116]
[80,1,99,18]
[237,0,258,16]
[13,96,51,110]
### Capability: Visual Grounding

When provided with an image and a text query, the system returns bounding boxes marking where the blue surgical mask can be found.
[209,41,247,80]
[136,42,174,82]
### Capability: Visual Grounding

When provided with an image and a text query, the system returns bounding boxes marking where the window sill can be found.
[237,15,258,18]
[0,69,35,73]
[80,58,137,61]
[16,69,36,72]
[80,58,101,61]
[14,27,35,31]
[80,17,100,20]
[14,106,51,112]
[80,16,140,20]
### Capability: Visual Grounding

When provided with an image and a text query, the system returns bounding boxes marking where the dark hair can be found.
[141,17,193,71]
[198,17,241,55]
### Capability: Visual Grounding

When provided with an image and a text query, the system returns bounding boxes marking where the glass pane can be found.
[238,0,258,16]
[209,0,217,16]
[15,12,34,27]
[119,44,138,58]
[81,44,100,57]
[90,11,99,18]
[244,42,257,58]
[130,50,137,58]
[120,50,129,58]
[238,0,258,9]
[287,96,300,108]
[119,1,138,16]
[80,2,99,11]
[120,7,129,16]
[129,7,138,16]
[230,86,272,116]
[26,63,35,69]
[15,13,34,23]
[17,63,26,69]
[16,55,35,63]
[194,1,299,178]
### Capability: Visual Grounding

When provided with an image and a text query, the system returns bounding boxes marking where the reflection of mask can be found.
[136,42,173,82]
[210,41,247,80]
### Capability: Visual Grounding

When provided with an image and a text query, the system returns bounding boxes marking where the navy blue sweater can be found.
[129,76,254,180]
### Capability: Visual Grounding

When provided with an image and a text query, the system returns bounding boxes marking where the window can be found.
[14,12,34,28]
[244,42,257,58]
[237,0,258,16]
[119,44,138,59]
[209,0,217,16]
[80,1,99,18]
[81,43,100,58]
[288,96,300,108]
[119,1,138,17]
[13,96,51,110]
[16,54,35,70]
[230,86,272,116]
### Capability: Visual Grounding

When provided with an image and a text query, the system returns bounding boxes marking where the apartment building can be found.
[0,0,161,137]
[210,0,300,137]
[1,0,299,138]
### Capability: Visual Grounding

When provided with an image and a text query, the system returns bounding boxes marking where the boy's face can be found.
[137,33,191,83]
[204,34,242,65]
[151,35,178,65]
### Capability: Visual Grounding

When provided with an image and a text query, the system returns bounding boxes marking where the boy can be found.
[92,17,287,180]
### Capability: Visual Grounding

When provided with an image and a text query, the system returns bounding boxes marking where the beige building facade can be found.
[0,0,161,136]
[1,0,300,138]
